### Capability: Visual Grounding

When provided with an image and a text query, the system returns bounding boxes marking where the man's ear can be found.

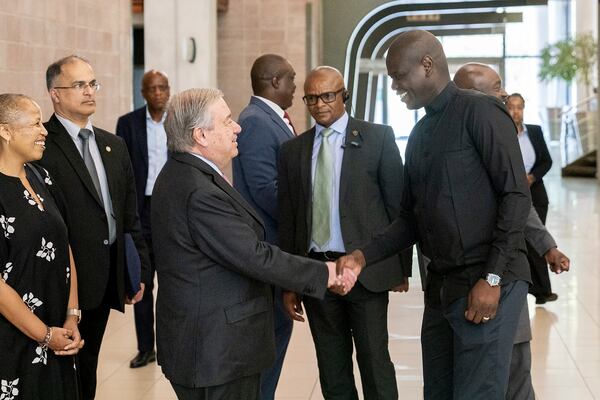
[271,76,280,90]
[49,89,60,104]
[192,127,208,147]
[422,55,433,77]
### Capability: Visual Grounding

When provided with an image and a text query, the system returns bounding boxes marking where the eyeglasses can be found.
[302,88,344,106]
[53,80,101,92]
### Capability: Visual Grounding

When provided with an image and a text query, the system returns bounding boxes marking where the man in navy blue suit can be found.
[116,70,170,369]
[232,54,297,400]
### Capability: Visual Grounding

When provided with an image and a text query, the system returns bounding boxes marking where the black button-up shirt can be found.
[363,82,531,306]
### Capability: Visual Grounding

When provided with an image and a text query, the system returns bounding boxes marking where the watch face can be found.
[487,274,501,286]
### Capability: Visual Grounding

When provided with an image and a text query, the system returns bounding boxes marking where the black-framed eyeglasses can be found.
[53,80,101,92]
[302,88,344,106]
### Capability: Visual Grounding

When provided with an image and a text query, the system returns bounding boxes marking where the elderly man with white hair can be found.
[151,88,356,400]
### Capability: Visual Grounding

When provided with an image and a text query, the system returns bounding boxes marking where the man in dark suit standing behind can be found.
[232,54,297,399]
[152,88,355,400]
[506,93,556,304]
[116,70,170,368]
[39,55,149,399]
[278,66,412,399]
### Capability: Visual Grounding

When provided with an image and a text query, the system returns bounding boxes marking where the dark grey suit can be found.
[152,152,330,393]
[278,117,411,399]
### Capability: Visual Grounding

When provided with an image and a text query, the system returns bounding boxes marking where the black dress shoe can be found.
[129,350,156,368]
[535,293,558,305]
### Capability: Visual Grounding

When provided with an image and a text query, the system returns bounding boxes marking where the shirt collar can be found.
[145,107,167,124]
[315,112,349,137]
[425,81,457,115]
[188,152,223,177]
[518,124,528,137]
[253,95,285,118]
[55,113,94,141]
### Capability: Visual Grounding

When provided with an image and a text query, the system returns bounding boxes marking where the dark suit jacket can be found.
[152,152,329,387]
[278,117,411,293]
[39,114,150,311]
[232,97,295,244]
[525,124,552,207]
[116,106,149,212]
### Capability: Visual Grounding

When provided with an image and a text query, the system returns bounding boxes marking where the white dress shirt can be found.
[145,109,168,195]
[518,125,536,174]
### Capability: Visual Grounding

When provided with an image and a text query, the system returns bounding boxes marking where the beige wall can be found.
[0,0,132,132]
[217,0,311,132]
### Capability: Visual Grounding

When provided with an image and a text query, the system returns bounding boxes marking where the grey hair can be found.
[0,93,34,124]
[46,55,90,90]
[164,88,223,152]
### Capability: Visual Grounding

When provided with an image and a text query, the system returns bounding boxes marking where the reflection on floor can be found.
[95,156,600,399]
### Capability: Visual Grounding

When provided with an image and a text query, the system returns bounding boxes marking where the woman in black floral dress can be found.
[0,94,84,400]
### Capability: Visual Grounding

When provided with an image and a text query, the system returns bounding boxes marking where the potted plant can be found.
[539,32,597,97]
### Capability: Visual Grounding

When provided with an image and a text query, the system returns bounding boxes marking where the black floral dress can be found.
[0,164,78,400]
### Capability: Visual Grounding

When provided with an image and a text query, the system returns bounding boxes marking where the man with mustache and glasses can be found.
[39,55,150,400]
[278,66,412,400]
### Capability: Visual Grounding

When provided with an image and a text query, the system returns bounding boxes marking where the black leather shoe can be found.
[535,293,558,305]
[129,350,156,368]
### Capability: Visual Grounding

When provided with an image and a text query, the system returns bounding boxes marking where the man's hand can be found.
[391,277,409,293]
[326,261,357,295]
[335,250,366,277]
[526,174,535,186]
[125,282,145,305]
[544,247,570,274]
[282,291,305,322]
[464,279,500,324]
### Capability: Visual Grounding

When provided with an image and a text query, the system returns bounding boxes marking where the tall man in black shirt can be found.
[337,30,531,399]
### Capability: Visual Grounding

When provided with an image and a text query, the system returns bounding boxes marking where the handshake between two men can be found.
[284,250,367,322]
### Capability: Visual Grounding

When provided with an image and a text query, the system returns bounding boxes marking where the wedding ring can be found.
[482,316,490,321]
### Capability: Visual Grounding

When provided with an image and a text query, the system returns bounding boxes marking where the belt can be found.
[307,251,346,261]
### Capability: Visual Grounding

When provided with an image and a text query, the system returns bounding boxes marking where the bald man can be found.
[337,30,531,399]
[453,63,569,400]
[232,54,297,399]
[116,70,170,368]
[279,66,412,399]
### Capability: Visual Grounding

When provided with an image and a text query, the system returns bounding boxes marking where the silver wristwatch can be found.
[485,273,501,287]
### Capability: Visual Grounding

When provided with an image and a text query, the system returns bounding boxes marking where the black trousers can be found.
[421,280,528,400]
[303,281,397,400]
[170,374,260,400]
[527,205,552,296]
[79,244,120,400]
[133,196,156,352]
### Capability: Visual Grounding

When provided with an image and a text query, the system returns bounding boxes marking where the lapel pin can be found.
[105,146,111,152]
[352,130,359,137]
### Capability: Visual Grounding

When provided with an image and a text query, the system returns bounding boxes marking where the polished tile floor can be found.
[95,154,600,399]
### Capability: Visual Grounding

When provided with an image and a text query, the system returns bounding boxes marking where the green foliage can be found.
[539,32,597,90]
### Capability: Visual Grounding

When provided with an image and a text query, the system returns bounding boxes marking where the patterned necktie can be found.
[283,111,297,135]
[78,129,104,206]
[311,128,334,247]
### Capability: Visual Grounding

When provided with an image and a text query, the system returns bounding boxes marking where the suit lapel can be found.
[94,131,118,206]
[46,115,104,208]
[135,107,149,171]
[174,153,265,228]
[251,97,295,139]
[339,118,360,203]
[300,129,316,234]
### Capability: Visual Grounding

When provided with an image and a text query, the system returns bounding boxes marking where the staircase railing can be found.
[560,95,597,177]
